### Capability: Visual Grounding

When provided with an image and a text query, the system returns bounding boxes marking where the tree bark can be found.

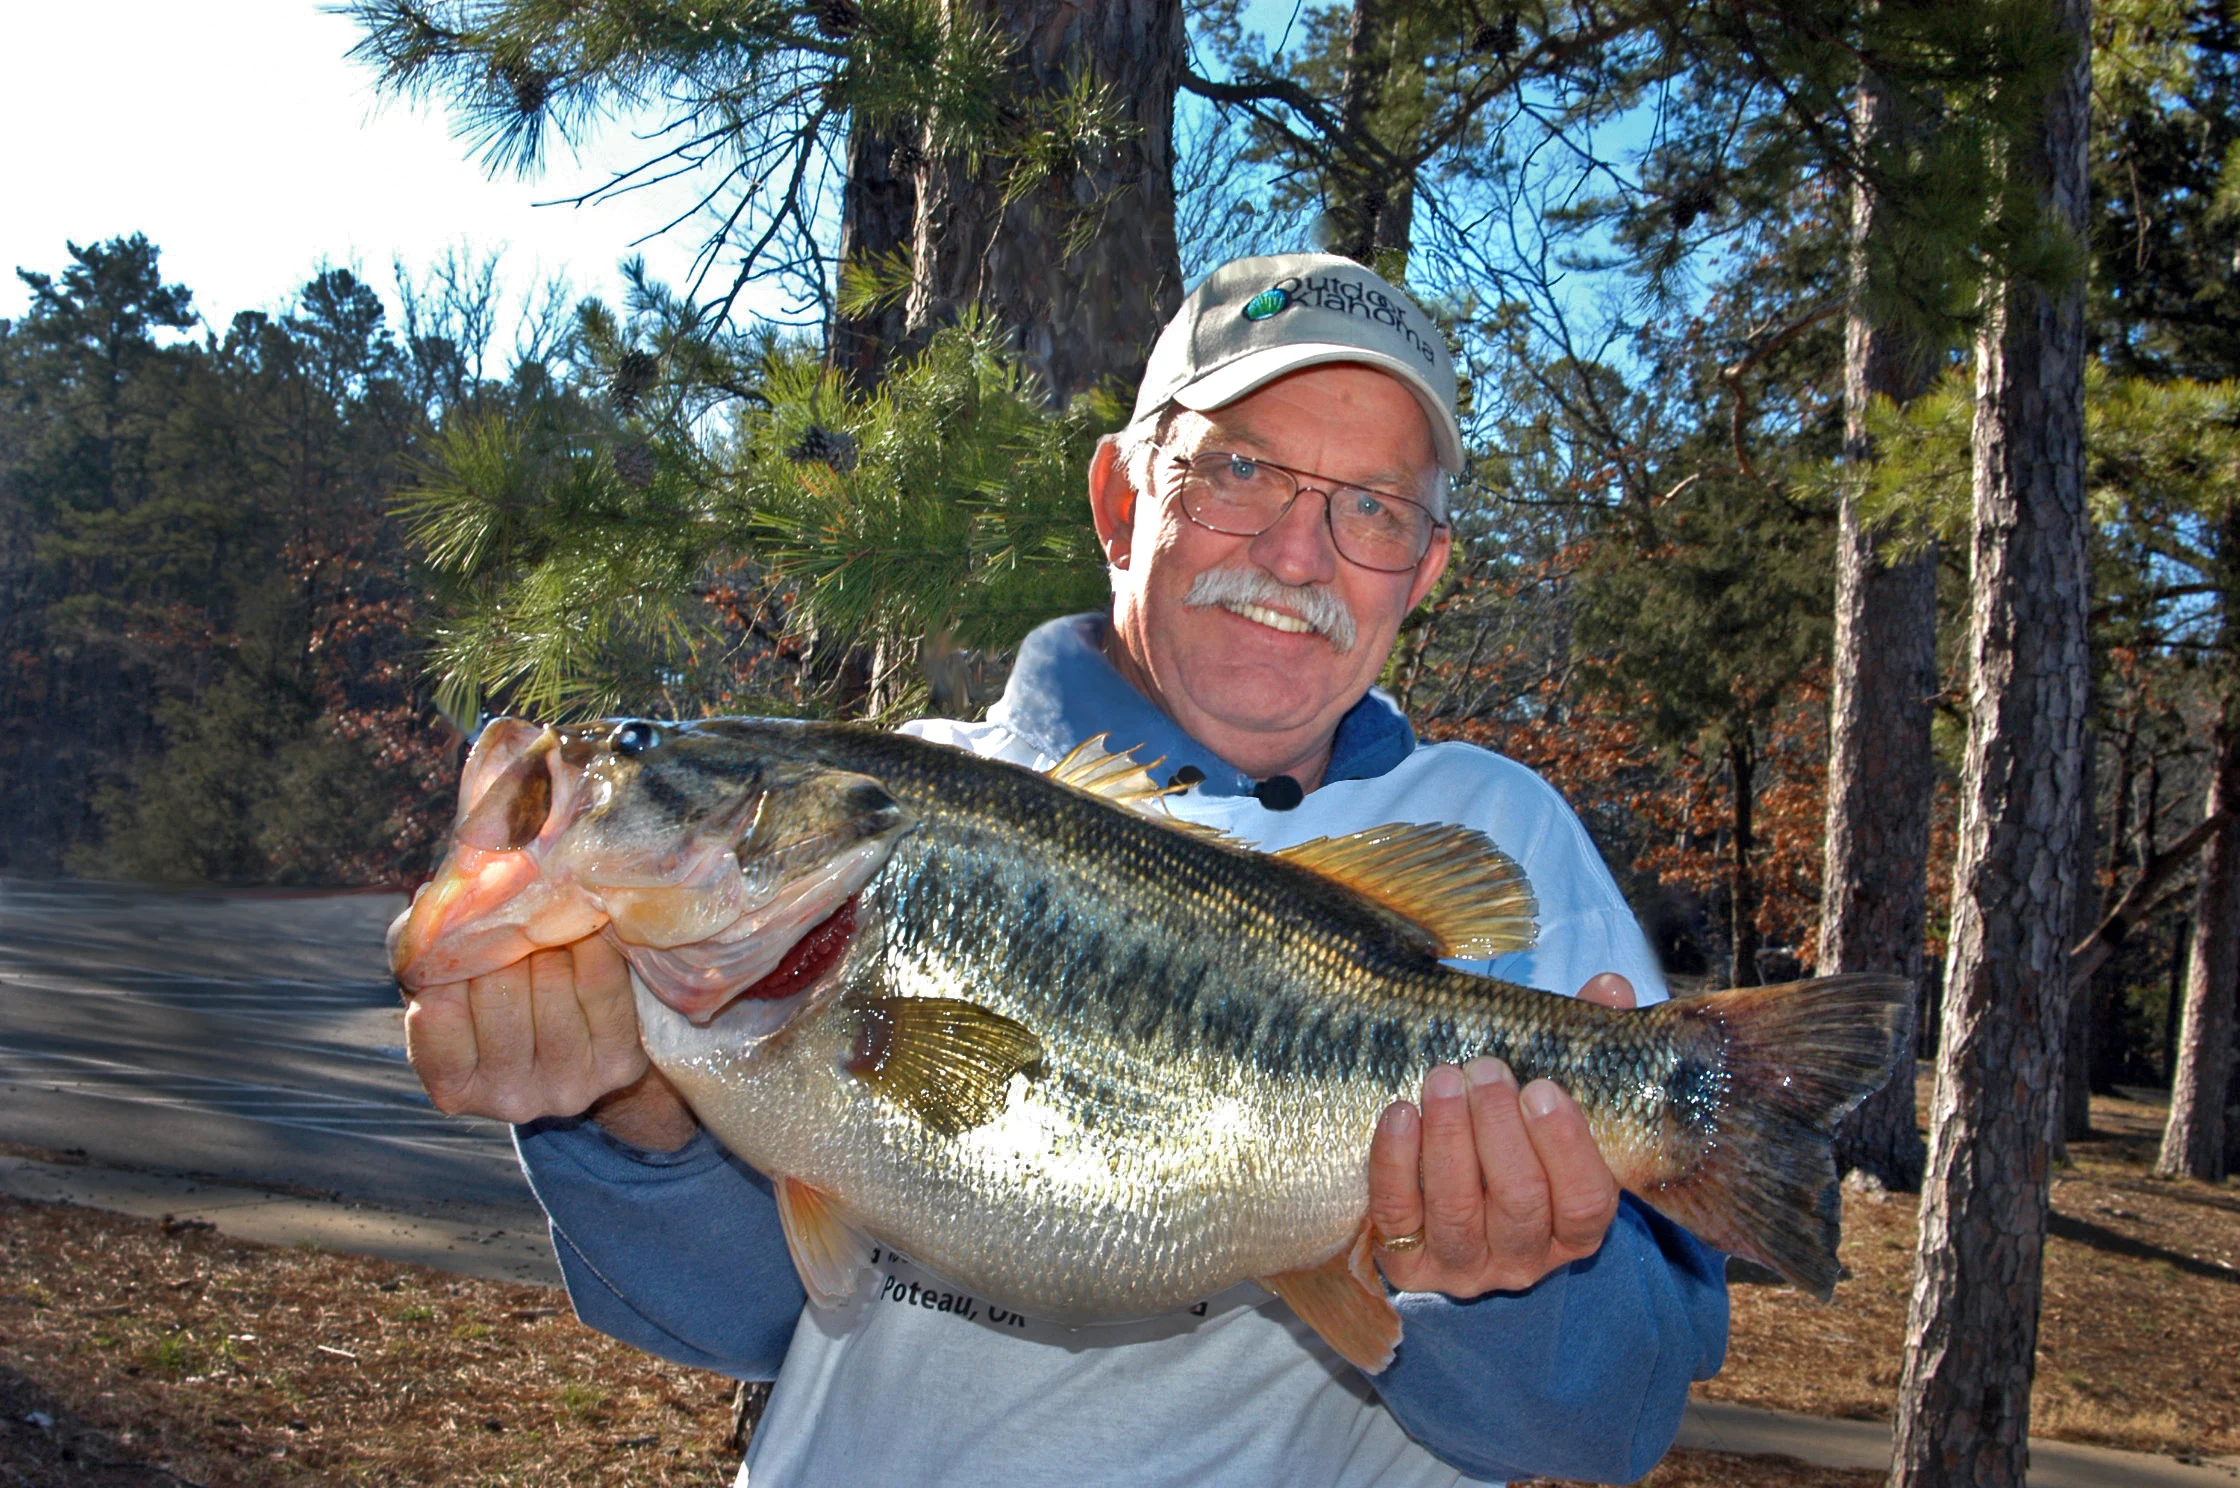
[2057,729,2099,1156]
[2158,685,2240,1180]
[1823,63,1940,1191]
[905,0,1185,406]
[1889,0,2093,1478]
[1729,728,1761,988]
[829,120,921,390]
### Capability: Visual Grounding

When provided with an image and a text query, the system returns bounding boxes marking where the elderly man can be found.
[404,254,1728,1486]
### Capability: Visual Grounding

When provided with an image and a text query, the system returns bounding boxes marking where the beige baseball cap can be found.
[1130,253,1463,473]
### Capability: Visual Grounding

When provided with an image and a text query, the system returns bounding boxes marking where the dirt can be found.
[0,1198,752,1486]
[1697,1086,2240,1460]
[1,1089,2229,1486]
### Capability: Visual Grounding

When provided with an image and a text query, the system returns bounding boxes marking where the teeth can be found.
[1225,602,1314,635]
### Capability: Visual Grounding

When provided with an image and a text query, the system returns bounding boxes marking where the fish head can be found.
[542,718,915,1027]
[393,717,917,1030]
[389,718,606,989]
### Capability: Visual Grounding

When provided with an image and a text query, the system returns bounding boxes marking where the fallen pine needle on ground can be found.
[1,1091,2230,1486]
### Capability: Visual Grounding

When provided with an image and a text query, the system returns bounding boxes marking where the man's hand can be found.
[403,934,696,1149]
[1366,972,1636,1298]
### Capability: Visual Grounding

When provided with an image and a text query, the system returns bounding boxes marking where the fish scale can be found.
[394,716,1913,1369]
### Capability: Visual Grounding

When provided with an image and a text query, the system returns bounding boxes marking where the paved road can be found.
[0,878,542,1228]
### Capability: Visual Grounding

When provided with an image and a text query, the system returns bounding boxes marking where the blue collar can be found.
[986,614,1416,798]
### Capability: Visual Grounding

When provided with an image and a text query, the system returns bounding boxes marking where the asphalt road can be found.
[0,878,543,1228]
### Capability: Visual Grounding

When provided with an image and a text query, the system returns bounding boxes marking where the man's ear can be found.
[1406,525,1452,611]
[1087,436,1137,569]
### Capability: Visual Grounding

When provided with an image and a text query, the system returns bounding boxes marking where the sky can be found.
[3,0,783,343]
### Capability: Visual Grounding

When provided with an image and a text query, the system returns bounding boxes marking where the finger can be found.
[1416,1064,1486,1270]
[463,956,538,1100]
[1367,1100,1425,1254]
[527,944,598,1092]
[573,937,647,1090]
[1575,973,1636,1010]
[1520,1079,1621,1258]
[403,981,481,1112]
[1462,1058,1549,1243]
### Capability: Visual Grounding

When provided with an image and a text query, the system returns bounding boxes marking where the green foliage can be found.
[402,308,1111,721]
[346,0,1138,318]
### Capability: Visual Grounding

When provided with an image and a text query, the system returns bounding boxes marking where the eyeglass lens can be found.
[1177,454,1433,571]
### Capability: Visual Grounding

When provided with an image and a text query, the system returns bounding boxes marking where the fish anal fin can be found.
[775,1176,872,1308]
[1260,1223,1402,1374]
[1275,824,1538,958]
[846,996,1043,1138]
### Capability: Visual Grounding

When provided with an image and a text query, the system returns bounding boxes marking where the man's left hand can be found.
[1366,973,1635,1298]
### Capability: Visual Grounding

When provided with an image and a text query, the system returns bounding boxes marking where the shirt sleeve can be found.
[513,1115,806,1378]
[1372,1197,1730,1483]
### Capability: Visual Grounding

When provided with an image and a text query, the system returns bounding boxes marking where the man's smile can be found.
[1223,600,1317,636]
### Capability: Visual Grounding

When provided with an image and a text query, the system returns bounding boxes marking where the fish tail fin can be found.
[1633,973,1912,1299]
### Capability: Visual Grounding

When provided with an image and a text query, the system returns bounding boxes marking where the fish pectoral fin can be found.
[775,1176,872,1308]
[845,996,1043,1138]
[1259,1224,1402,1375]
[1274,823,1538,959]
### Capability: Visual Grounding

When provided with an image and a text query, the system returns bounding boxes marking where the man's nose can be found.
[1247,486,1341,586]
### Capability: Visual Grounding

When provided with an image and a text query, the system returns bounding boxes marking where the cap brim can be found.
[1168,344,1464,474]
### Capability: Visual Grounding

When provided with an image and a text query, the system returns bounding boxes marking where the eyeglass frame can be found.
[1156,447,1450,573]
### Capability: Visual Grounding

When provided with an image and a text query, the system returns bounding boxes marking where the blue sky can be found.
[4,1,737,337]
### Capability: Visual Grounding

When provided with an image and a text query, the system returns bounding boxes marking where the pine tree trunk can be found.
[830,121,921,390]
[1889,0,2093,1478]
[2157,685,2240,1181]
[2057,731,2100,1157]
[1822,66,1940,1188]
[905,0,1185,406]
[1729,729,1761,988]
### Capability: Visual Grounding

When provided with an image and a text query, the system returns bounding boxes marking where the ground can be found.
[0,1087,2230,1486]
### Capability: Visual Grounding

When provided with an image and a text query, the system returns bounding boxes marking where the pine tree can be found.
[1890,0,2095,1477]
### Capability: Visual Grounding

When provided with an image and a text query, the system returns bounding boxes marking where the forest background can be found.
[2,0,2236,1481]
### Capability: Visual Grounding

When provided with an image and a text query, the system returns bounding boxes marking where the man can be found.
[404,254,1728,1486]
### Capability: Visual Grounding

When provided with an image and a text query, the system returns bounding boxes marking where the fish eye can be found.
[610,720,661,756]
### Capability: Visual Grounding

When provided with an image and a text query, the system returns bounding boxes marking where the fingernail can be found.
[1521,1080,1564,1120]
[1463,1057,1515,1090]
[1378,1102,1418,1136]
[1424,1064,1465,1102]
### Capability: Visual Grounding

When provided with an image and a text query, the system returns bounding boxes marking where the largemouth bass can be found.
[392,717,1909,1372]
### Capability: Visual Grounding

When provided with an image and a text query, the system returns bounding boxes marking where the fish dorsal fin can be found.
[775,1176,872,1308]
[1047,734,1170,805]
[1274,823,1538,959]
[1048,735,1244,845]
[845,996,1044,1138]
[1259,1222,1402,1373]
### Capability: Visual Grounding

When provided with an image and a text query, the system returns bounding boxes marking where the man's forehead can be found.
[1173,398,1437,492]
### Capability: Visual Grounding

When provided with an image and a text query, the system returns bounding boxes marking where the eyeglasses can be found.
[1162,451,1445,573]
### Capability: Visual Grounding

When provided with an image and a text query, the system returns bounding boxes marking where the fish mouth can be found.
[389,722,605,989]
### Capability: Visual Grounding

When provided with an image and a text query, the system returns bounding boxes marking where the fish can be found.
[390,716,1911,1373]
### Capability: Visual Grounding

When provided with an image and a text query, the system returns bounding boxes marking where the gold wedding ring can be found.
[1376,1227,1426,1255]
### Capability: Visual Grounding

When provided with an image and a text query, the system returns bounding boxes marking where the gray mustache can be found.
[1181,567,1358,654]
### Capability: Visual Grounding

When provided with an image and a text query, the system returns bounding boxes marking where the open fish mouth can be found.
[391,717,913,1029]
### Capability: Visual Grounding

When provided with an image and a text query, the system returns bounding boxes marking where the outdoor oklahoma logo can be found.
[1266,274,1439,366]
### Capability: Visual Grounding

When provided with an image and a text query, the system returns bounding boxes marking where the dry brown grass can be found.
[1,1089,2230,1485]
[1699,1085,2240,1460]
[0,1197,749,1486]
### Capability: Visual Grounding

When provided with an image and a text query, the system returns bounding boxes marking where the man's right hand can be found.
[403,934,697,1150]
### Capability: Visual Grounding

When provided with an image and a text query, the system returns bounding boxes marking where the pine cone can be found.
[888,139,926,175]
[787,425,860,473]
[614,443,659,489]
[612,349,658,415]
[815,0,861,37]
